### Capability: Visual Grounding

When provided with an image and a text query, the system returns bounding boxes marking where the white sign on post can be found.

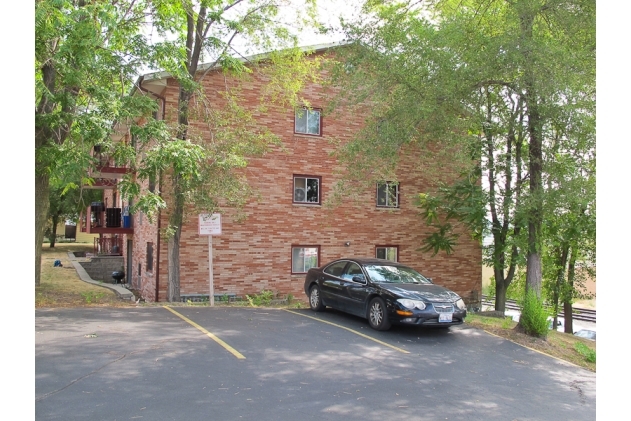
[198,213,222,235]
[198,213,221,306]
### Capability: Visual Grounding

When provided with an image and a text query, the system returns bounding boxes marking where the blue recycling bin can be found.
[122,215,131,228]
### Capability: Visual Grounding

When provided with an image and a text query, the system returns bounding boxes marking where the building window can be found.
[295,108,321,135]
[148,173,156,193]
[294,175,321,204]
[292,246,319,273]
[377,182,399,208]
[376,246,398,262]
[146,242,153,272]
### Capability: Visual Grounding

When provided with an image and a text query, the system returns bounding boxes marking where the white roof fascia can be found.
[136,41,349,86]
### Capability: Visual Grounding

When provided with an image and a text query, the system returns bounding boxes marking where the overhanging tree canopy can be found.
[327,0,595,314]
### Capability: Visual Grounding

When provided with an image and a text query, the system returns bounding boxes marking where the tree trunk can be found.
[494,268,507,314]
[552,245,569,327]
[166,179,185,302]
[167,234,181,302]
[35,172,50,286]
[520,5,544,299]
[50,213,60,247]
[35,62,56,286]
[563,248,577,334]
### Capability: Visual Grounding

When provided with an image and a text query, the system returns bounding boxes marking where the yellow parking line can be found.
[163,306,246,359]
[284,309,410,354]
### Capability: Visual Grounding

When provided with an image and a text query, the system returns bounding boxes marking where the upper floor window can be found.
[376,246,398,262]
[294,175,321,204]
[148,172,156,193]
[295,108,321,135]
[377,182,399,208]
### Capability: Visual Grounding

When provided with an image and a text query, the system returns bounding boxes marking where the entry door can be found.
[126,240,133,286]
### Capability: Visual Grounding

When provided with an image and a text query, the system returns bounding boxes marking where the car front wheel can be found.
[309,285,325,312]
[368,297,391,331]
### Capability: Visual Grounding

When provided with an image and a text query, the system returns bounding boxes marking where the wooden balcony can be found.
[80,205,133,235]
[82,145,133,189]
[93,164,133,179]
[82,178,118,189]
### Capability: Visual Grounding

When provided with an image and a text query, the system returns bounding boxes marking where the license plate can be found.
[439,313,453,323]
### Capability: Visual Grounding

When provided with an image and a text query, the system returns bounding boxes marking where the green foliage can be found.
[35,0,156,284]
[140,0,323,302]
[574,342,596,363]
[488,271,526,303]
[328,0,594,311]
[501,316,514,329]
[81,291,106,304]
[519,290,550,338]
[245,290,275,307]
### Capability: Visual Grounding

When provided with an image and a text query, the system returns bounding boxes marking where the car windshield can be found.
[364,265,432,284]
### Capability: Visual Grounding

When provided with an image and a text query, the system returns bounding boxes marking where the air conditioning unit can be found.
[294,188,306,202]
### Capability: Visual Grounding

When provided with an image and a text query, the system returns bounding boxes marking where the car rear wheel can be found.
[368,297,391,331]
[309,285,325,312]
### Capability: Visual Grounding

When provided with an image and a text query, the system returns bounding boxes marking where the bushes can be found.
[245,290,275,306]
[574,342,596,363]
[519,290,550,338]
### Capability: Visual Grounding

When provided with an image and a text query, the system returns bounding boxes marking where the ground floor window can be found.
[146,242,153,272]
[376,246,398,262]
[292,246,320,273]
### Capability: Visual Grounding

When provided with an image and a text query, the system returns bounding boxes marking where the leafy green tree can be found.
[124,0,321,302]
[327,0,595,319]
[46,185,101,247]
[542,109,595,333]
[35,0,154,285]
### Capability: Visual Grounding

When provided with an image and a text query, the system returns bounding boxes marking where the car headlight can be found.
[455,298,466,310]
[397,299,426,310]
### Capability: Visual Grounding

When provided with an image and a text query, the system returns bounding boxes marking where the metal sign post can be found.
[199,214,222,307]
[208,235,214,306]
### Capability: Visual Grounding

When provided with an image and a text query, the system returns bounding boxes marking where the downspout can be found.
[155,207,161,302]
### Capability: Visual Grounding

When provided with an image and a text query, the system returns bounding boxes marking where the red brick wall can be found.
[135,52,481,304]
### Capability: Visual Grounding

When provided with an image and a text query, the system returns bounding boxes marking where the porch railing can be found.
[94,236,123,255]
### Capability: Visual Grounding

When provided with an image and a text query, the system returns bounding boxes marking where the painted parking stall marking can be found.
[163,306,246,359]
[284,309,410,354]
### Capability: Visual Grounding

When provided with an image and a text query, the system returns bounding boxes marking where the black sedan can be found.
[304,257,467,331]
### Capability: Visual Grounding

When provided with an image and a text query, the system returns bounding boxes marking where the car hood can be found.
[378,283,460,302]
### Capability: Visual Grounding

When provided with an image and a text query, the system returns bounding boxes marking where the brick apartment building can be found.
[83,44,482,304]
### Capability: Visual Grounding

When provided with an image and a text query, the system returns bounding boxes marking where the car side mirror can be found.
[427,278,433,283]
[352,276,366,283]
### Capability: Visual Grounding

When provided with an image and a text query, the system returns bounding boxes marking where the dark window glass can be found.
[377,182,399,207]
[146,242,153,272]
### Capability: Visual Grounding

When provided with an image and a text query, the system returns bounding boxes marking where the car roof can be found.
[329,257,407,266]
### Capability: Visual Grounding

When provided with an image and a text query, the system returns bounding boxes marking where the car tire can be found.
[368,297,391,331]
[309,285,325,312]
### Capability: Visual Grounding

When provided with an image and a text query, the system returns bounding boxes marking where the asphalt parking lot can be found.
[35,306,596,421]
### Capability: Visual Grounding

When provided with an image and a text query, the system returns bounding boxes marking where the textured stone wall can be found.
[78,256,124,283]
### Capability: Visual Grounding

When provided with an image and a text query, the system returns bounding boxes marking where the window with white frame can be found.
[294,175,320,204]
[292,246,319,273]
[295,108,321,135]
[377,182,399,208]
[376,246,398,262]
